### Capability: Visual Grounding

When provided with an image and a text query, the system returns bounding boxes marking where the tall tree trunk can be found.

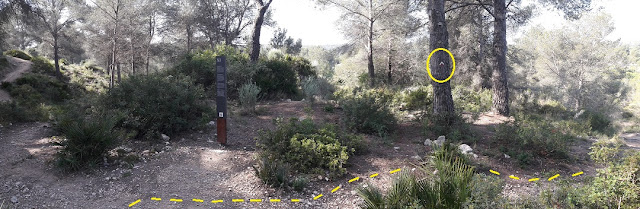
[117,63,121,83]
[186,24,192,53]
[53,33,62,78]
[387,39,392,84]
[130,36,135,75]
[367,20,375,87]
[428,0,454,115]
[250,0,272,63]
[491,0,510,115]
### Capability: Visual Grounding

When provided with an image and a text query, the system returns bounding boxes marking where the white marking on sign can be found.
[219,112,224,118]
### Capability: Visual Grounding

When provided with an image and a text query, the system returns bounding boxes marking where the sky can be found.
[260,0,640,47]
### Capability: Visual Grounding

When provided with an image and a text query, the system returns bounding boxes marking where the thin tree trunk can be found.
[428,0,454,115]
[117,63,121,83]
[250,0,272,63]
[387,39,392,84]
[491,0,510,115]
[130,36,135,75]
[186,24,192,53]
[53,33,62,78]
[367,20,375,87]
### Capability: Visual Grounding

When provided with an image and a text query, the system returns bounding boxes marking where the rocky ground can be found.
[1,101,631,209]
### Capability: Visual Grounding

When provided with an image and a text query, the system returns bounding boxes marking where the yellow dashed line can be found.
[270,199,281,202]
[314,194,323,200]
[348,177,360,183]
[509,175,520,180]
[211,200,223,203]
[331,186,341,193]
[490,170,500,175]
[369,173,379,178]
[232,199,244,202]
[529,178,540,182]
[548,174,560,181]
[572,171,584,177]
[390,168,401,174]
[150,197,161,201]
[192,199,203,203]
[291,199,301,202]
[128,199,141,207]
[250,199,262,202]
[169,199,183,202]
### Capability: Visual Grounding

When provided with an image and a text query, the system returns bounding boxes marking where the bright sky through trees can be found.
[262,0,640,46]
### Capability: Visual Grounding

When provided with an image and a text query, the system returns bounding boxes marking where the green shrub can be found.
[255,57,299,98]
[452,86,492,113]
[256,118,362,178]
[3,49,31,60]
[357,146,474,209]
[401,86,433,111]
[13,73,71,103]
[494,115,573,166]
[585,111,614,136]
[99,75,210,140]
[238,82,261,112]
[468,174,506,208]
[30,56,57,76]
[538,181,590,209]
[302,76,335,102]
[0,101,35,123]
[323,105,334,113]
[253,157,291,188]
[423,112,474,142]
[341,89,396,136]
[54,116,120,171]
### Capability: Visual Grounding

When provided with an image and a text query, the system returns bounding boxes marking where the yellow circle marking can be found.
[425,48,456,83]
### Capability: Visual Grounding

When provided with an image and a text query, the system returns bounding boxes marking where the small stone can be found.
[286,99,292,102]
[393,147,400,151]
[424,139,432,146]
[207,121,216,126]
[11,196,18,203]
[458,144,473,154]
[411,155,422,160]
[504,154,511,159]
[350,190,357,195]
[434,136,446,147]
[473,153,478,158]
[317,175,323,180]
[161,134,170,141]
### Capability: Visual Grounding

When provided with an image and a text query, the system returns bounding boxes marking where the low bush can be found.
[255,58,299,98]
[494,115,574,166]
[452,86,492,113]
[30,56,57,76]
[397,86,432,111]
[468,174,506,208]
[54,116,120,171]
[252,157,291,188]
[99,75,211,140]
[301,76,335,102]
[12,73,71,103]
[238,82,261,112]
[256,118,364,179]
[356,145,474,209]
[3,49,31,60]
[0,101,47,124]
[341,89,396,136]
[584,111,614,136]
[423,112,475,142]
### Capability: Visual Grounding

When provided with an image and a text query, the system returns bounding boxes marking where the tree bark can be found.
[53,33,62,77]
[387,39,392,84]
[491,0,510,116]
[428,0,454,115]
[249,0,273,63]
[367,19,375,87]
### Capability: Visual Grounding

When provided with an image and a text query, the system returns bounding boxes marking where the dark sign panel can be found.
[216,56,227,145]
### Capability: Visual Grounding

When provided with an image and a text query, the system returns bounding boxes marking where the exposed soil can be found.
[0,56,33,102]
[0,101,627,208]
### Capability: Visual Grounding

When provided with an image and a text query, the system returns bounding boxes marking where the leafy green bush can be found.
[30,56,57,76]
[341,89,396,136]
[495,115,573,166]
[99,75,210,140]
[423,112,474,142]
[0,101,45,124]
[357,145,474,209]
[585,111,614,136]
[469,174,506,208]
[54,116,120,171]
[239,82,261,112]
[302,76,334,102]
[255,57,299,98]
[3,49,31,60]
[256,118,363,178]
[452,86,492,113]
[394,86,433,111]
[253,157,291,188]
[12,73,71,103]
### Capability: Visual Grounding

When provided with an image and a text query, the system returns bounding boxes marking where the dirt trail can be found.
[0,56,32,102]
